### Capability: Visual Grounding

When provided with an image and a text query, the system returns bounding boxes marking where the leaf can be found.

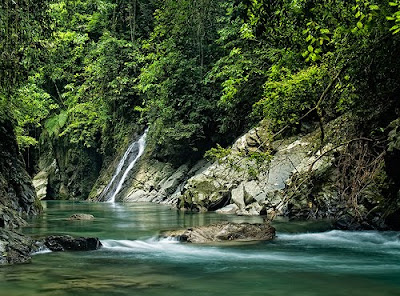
[389,2,398,7]
[369,4,379,10]
[357,21,363,29]
[58,110,68,128]
[308,45,314,52]
[311,53,319,62]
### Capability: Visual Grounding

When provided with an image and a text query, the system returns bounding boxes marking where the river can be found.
[1,201,400,296]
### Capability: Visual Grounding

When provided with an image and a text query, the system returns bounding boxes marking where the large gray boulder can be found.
[160,222,275,243]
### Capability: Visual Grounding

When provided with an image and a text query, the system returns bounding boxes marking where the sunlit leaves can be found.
[252,65,329,130]
[387,1,400,34]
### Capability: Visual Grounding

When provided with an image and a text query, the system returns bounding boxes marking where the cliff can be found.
[0,119,42,264]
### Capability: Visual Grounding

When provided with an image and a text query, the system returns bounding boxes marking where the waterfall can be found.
[99,129,148,202]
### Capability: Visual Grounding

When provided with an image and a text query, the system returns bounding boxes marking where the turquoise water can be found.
[1,201,400,296]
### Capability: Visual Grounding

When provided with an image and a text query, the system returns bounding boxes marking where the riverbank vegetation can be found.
[2,0,400,199]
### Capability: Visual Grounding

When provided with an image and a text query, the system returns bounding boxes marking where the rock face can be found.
[90,151,210,204]
[160,222,275,243]
[44,235,102,251]
[0,229,36,265]
[177,124,318,217]
[0,120,41,221]
[32,131,102,200]
[32,170,49,200]
[0,119,42,265]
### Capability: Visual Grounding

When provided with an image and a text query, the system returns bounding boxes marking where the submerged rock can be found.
[160,222,275,243]
[68,213,95,220]
[44,235,102,251]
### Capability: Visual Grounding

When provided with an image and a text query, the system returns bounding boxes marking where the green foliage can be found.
[20,0,156,152]
[44,111,68,138]
[4,0,400,178]
[387,118,400,152]
[253,65,329,130]
[387,1,400,34]
[0,0,51,94]
[204,144,232,163]
[59,103,106,148]
[205,142,272,180]
[302,22,330,62]
[137,0,225,162]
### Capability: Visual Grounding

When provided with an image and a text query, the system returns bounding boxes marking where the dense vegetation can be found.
[2,0,400,197]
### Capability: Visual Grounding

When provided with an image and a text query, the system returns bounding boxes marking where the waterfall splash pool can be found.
[1,201,400,296]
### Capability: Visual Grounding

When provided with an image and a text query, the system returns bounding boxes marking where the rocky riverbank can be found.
[89,115,400,230]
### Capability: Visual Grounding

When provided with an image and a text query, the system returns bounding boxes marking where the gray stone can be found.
[231,184,245,209]
[68,213,94,220]
[32,171,49,200]
[160,222,275,243]
[125,189,147,202]
[216,204,239,215]
[159,164,189,195]
[0,229,34,265]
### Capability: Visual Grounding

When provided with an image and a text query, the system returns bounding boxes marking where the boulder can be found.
[160,222,275,243]
[44,235,102,251]
[68,213,95,220]
[231,184,246,209]
[216,204,239,215]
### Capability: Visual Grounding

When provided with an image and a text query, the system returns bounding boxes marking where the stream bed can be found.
[1,201,400,296]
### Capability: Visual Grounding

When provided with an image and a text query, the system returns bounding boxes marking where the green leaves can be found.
[302,21,331,63]
[387,1,400,34]
[0,0,51,93]
[252,65,329,131]
[351,0,380,33]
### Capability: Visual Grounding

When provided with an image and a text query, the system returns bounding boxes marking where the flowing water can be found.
[99,129,148,202]
[1,201,400,296]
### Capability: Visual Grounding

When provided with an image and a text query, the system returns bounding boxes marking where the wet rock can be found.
[44,235,102,251]
[68,213,95,220]
[0,119,41,217]
[160,222,275,243]
[0,229,35,265]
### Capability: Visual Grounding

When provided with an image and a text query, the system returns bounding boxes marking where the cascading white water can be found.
[100,129,148,202]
